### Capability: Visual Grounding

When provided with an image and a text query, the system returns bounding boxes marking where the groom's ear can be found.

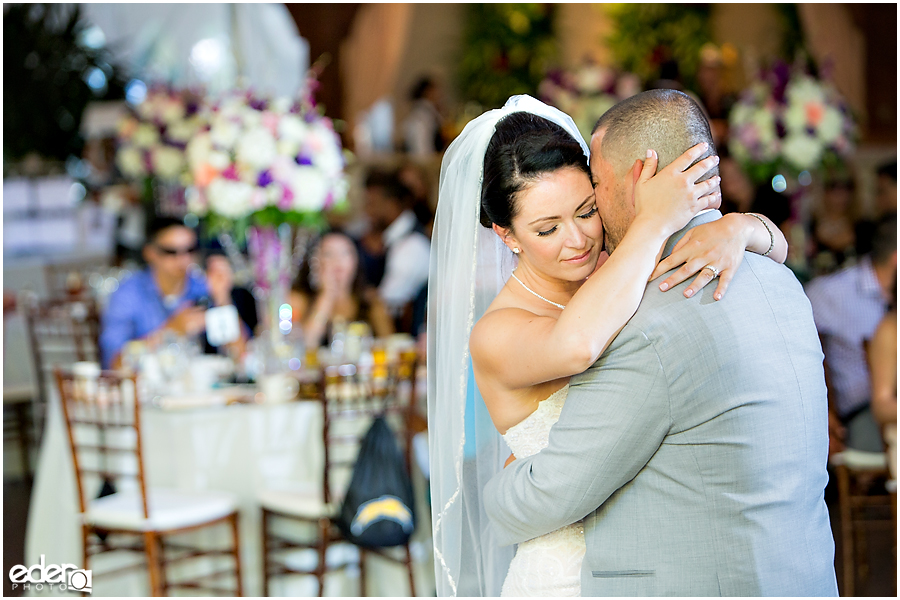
[628,158,643,205]
[630,158,643,188]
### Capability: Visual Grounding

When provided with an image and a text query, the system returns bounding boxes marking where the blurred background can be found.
[3,3,896,597]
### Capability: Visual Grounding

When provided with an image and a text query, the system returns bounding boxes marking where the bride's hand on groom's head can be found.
[650,213,753,301]
[632,143,721,236]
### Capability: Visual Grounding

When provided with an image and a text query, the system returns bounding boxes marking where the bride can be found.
[426,96,787,596]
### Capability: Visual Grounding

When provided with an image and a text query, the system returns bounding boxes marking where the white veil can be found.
[427,95,589,596]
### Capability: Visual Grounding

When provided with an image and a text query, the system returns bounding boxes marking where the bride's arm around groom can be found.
[484,218,839,596]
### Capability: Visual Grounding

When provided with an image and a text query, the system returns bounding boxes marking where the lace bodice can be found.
[502,385,569,459]
[499,384,585,597]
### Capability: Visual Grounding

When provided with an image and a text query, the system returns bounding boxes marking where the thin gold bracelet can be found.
[745,212,774,257]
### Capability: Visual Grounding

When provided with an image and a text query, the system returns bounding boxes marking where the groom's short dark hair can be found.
[592,89,717,181]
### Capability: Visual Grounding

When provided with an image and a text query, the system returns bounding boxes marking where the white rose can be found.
[313,143,344,176]
[783,102,808,134]
[289,166,329,212]
[265,183,284,206]
[786,77,825,105]
[208,150,231,171]
[782,133,823,171]
[817,106,843,144]
[272,97,292,113]
[133,123,160,148]
[186,133,212,169]
[167,118,199,144]
[750,109,778,146]
[161,99,186,124]
[135,96,159,121]
[209,117,240,149]
[151,146,184,180]
[241,109,262,129]
[277,139,301,158]
[279,114,308,145]
[116,146,145,178]
[207,178,254,219]
[236,127,278,171]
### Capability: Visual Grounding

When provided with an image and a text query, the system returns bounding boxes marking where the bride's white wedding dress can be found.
[499,384,586,596]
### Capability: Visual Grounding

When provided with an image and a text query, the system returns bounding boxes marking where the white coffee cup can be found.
[259,374,300,404]
[72,361,101,400]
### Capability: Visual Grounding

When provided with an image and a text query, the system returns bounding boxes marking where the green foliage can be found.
[605,4,712,91]
[4,4,128,162]
[457,3,557,110]
[201,208,327,248]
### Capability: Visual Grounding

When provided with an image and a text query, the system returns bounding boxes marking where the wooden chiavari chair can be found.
[259,349,420,596]
[44,257,111,299]
[830,447,893,596]
[24,295,101,441]
[56,368,243,596]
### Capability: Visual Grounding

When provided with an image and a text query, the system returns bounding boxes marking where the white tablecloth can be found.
[25,392,434,596]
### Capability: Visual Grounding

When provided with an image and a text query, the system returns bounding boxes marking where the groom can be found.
[484,90,838,596]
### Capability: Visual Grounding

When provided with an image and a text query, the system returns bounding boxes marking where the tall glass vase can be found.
[247,224,314,374]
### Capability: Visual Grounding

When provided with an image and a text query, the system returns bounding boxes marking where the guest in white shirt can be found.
[363,169,431,324]
[403,76,445,158]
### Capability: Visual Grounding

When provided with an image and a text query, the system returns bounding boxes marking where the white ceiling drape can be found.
[80,3,309,99]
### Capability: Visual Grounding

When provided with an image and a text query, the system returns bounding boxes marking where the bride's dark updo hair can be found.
[480,112,591,229]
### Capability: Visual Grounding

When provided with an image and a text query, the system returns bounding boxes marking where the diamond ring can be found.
[702,265,720,278]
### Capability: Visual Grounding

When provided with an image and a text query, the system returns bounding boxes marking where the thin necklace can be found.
[509,270,566,309]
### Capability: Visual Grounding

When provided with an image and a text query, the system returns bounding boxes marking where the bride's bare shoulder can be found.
[470,300,546,364]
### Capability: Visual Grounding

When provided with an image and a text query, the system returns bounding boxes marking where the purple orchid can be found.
[257,170,274,187]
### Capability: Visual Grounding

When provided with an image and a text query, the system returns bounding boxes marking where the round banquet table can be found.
[24,388,434,596]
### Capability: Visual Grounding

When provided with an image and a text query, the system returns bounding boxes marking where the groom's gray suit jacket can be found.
[484,211,838,596]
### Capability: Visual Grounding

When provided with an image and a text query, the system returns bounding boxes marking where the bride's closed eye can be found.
[537,205,598,237]
[578,206,598,220]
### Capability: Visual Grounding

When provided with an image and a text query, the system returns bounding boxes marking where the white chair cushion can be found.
[84,488,237,532]
[258,487,337,518]
[281,544,361,572]
[829,448,888,470]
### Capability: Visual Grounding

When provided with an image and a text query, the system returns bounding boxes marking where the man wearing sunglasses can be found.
[100,217,239,368]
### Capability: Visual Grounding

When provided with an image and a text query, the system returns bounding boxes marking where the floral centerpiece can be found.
[185,78,350,353]
[115,86,206,215]
[728,63,857,184]
[538,63,641,142]
[184,83,348,238]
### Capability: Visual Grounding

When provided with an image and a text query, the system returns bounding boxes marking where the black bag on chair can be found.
[335,416,416,548]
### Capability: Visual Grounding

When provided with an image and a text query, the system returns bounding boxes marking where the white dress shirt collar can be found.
[383,210,418,248]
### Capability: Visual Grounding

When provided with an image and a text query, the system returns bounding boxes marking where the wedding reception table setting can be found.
[24,332,433,597]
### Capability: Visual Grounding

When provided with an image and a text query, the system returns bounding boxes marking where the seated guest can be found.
[289,231,393,349]
[362,168,431,330]
[809,173,861,276]
[398,159,436,239]
[875,159,897,217]
[868,305,897,478]
[806,215,897,453]
[100,217,246,368]
[856,160,897,256]
[402,76,446,158]
[201,251,257,356]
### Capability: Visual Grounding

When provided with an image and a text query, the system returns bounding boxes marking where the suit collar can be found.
[662,210,722,259]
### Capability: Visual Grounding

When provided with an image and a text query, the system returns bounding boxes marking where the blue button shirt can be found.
[99,268,209,367]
